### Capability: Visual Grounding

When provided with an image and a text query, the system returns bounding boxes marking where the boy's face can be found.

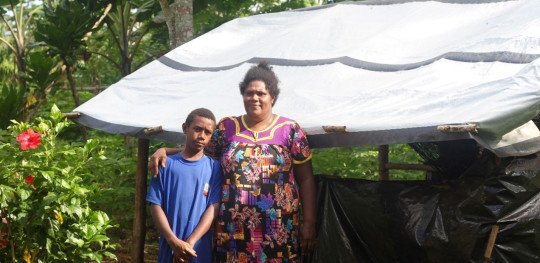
[182,115,215,154]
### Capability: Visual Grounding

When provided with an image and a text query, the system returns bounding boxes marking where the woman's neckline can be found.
[241,114,278,132]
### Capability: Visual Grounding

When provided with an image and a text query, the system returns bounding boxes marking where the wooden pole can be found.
[378,145,389,181]
[484,225,500,260]
[132,139,149,263]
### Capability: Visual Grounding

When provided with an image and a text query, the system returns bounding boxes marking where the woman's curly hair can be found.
[239,61,280,105]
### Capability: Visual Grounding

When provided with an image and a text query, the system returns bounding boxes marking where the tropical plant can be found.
[22,50,62,122]
[0,0,42,87]
[193,0,318,35]
[0,0,48,123]
[0,21,16,84]
[0,105,117,262]
[34,0,111,141]
[0,84,25,129]
[96,0,164,77]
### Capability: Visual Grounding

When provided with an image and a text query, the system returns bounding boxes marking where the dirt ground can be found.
[101,226,160,263]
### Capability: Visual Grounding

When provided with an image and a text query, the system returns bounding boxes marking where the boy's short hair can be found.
[185,108,216,126]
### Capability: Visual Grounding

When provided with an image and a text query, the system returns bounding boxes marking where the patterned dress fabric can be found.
[206,115,312,263]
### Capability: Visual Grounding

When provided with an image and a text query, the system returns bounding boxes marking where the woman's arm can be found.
[148,147,181,177]
[186,203,220,247]
[294,160,317,256]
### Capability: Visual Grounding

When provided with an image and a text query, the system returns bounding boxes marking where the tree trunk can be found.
[120,1,132,76]
[157,0,193,49]
[66,64,89,142]
[16,50,26,88]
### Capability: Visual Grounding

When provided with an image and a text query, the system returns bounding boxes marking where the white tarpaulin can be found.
[73,0,540,157]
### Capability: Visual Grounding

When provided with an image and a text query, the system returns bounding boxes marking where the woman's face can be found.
[243,80,275,120]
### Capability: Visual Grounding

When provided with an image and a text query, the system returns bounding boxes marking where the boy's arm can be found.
[186,203,220,247]
[150,204,197,260]
[148,148,181,177]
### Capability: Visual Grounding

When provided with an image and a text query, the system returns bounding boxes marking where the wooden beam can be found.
[63,112,81,119]
[322,125,348,133]
[385,163,438,172]
[378,145,389,181]
[437,123,478,133]
[144,126,163,134]
[132,139,149,263]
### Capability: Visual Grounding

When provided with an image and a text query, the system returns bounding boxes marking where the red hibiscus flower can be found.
[25,175,34,185]
[16,128,41,150]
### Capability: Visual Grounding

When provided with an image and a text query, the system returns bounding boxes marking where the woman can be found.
[150,61,316,262]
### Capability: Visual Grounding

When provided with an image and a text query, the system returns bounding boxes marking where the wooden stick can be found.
[322,125,348,133]
[144,126,163,134]
[63,112,81,119]
[437,123,478,133]
[484,225,500,259]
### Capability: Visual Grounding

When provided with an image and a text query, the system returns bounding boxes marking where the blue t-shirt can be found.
[146,153,222,263]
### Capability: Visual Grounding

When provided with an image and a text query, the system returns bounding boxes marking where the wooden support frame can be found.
[131,141,437,260]
[132,139,149,263]
[378,145,389,181]
[378,144,437,180]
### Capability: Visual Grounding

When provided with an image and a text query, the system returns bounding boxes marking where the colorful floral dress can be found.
[205,115,312,263]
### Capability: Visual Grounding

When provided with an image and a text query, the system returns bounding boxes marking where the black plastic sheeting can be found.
[312,154,540,263]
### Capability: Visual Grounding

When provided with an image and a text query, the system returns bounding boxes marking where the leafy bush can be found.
[0,84,25,129]
[312,144,425,180]
[0,105,117,262]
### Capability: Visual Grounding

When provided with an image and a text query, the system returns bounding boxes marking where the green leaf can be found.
[60,179,71,189]
[103,251,117,260]
[68,204,83,218]
[46,238,52,253]
[94,211,106,226]
[50,104,64,122]
[18,188,32,201]
[90,234,109,242]
[67,235,85,247]
[41,170,55,182]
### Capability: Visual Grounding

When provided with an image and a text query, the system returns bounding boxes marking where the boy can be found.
[146,108,222,263]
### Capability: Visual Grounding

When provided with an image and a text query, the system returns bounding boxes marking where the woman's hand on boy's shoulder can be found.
[148,148,168,178]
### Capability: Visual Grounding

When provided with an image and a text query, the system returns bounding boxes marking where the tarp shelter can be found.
[71,0,540,262]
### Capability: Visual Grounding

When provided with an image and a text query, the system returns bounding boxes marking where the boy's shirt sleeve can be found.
[145,160,167,206]
[207,159,222,205]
